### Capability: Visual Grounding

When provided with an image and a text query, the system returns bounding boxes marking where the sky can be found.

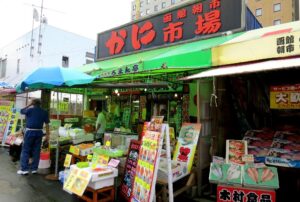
[0,0,133,47]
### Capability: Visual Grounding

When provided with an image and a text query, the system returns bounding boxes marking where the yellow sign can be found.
[64,154,72,168]
[69,145,80,155]
[212,31,300,66]
[58,102,69,112]
[98,155,109,166]
[270,84,300,109]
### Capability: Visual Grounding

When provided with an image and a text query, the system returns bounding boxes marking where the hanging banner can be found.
[173,123,201,172]
[97,0,245,60]
[217,184,276,202]
[270,84,300,109]
[120,140,141,201]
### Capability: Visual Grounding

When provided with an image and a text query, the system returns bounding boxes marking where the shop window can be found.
[154,5,158,11]
[162,2,166,8]
[255,8,262,16]
[62,56,69,68]
[273,19,281,25]
[274,3,281,12]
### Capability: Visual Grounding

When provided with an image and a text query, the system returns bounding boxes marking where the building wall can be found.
[131,0,189,20]
[0,24,95,85]
[247,0,297,27]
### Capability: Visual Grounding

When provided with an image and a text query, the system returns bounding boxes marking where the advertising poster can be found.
[120,140,141,201]
[173,123,201,173]
[226,140,248,165]
[0,101,13,143]
[132,130,162,202]
[270,84,300,109]
[64,167,92,196]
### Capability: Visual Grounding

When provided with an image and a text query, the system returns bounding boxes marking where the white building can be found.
[131,0,189,20]
[0,24,95,109]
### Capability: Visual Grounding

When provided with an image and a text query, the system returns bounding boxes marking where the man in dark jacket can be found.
[17,99,50,175]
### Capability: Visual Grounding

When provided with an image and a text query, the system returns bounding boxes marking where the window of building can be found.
[146,0,150,4]
[0,59,7,78]
[141,12,145,16]
[62,56,69,68]
[273,19,281,25]
[140,1,144,8]
[162,2,166,8]
[255,8,262,16]
[154,5,158,11]
[274,3,281,12]
[146,9,150,15]
[171,0,176,5]
[133,4,136,11]
[17,59,20,74]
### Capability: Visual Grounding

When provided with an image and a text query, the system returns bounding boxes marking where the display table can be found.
[78,185,115,202]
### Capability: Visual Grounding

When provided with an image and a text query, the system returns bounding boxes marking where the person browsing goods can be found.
[17,98,50,175]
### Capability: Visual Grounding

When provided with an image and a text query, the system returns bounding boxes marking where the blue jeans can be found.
[20,130,43,171]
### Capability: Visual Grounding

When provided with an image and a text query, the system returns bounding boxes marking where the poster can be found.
[0,101,14,143]
[270,84,300,109]
[173,123,201,173]
[217,184,276,202]
[120,140,141,201]
[64,154,72,168]
[226,140,248,165]
[3,108,19,145]
[132,130,162,202]
[64,167,92,197]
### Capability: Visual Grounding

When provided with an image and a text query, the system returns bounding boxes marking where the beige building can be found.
[247,0,299,27]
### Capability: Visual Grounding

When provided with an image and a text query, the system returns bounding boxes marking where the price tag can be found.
[242,154,254,163]
[64,154,72,168]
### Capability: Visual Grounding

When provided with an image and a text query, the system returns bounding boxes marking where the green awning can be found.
[78,32,243,81]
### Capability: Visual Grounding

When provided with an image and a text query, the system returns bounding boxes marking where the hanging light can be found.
[105,95,108,99]
[114,89,119,94]
[117,93,120,96]
[174,93,178,98]
[144,88,147,92]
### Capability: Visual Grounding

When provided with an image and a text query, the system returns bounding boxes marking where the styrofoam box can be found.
[88,177,114,189]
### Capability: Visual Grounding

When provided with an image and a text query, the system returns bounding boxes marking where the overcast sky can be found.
[0,0,133,47]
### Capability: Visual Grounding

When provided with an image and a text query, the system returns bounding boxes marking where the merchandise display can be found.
[209,162,243,185]
[226,140,248,165]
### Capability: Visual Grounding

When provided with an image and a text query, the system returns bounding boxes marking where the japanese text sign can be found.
[97,0,244,60]
[270,84,300,109]
[217,185,276,202]
[120,140,141,201]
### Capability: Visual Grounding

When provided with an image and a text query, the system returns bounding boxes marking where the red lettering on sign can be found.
[163,13,172,23]
[195,10,221,35]
[163,22,184,43]
[105,30,127,55]
[192,3,203,15]
[210,0,221,10]
[131,21,156,50]
[177,8,187,19]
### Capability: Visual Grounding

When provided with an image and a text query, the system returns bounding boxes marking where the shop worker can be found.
[95,109,107,143]
[17,98,50,175]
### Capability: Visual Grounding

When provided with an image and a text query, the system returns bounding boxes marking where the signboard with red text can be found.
[97,0,245,60]
[270,84,300,109]
[217,185,276,202]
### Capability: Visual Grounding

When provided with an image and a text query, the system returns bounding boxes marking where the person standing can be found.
[17,98,50,175]
[95,109,106,143]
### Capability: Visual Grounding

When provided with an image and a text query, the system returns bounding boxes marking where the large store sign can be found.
[217,185,276,202]
[97,0,244,60]
[270,84,300,109]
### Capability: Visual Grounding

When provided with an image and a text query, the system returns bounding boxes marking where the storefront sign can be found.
[97,0,244,60]
[217,185,276,202]
[99,63,141,78]
[270,84,300,109]
[120,140,141,201]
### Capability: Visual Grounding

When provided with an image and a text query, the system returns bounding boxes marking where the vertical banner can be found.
[131,116,164,202]
[120,140,141,201]
[270,84,300,109]
[0,101,14,144]
[173,123,201,172]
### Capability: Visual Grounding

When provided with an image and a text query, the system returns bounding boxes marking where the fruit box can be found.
[209,162,242,185]
[243,164,279,189]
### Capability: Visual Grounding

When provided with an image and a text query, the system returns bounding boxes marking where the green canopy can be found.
[78,32,243,82]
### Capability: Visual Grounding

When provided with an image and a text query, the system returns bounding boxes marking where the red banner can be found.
[217,185,276,202]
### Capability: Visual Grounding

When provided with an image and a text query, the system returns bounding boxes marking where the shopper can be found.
[95,109,107,143]
[17,98,50,175]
